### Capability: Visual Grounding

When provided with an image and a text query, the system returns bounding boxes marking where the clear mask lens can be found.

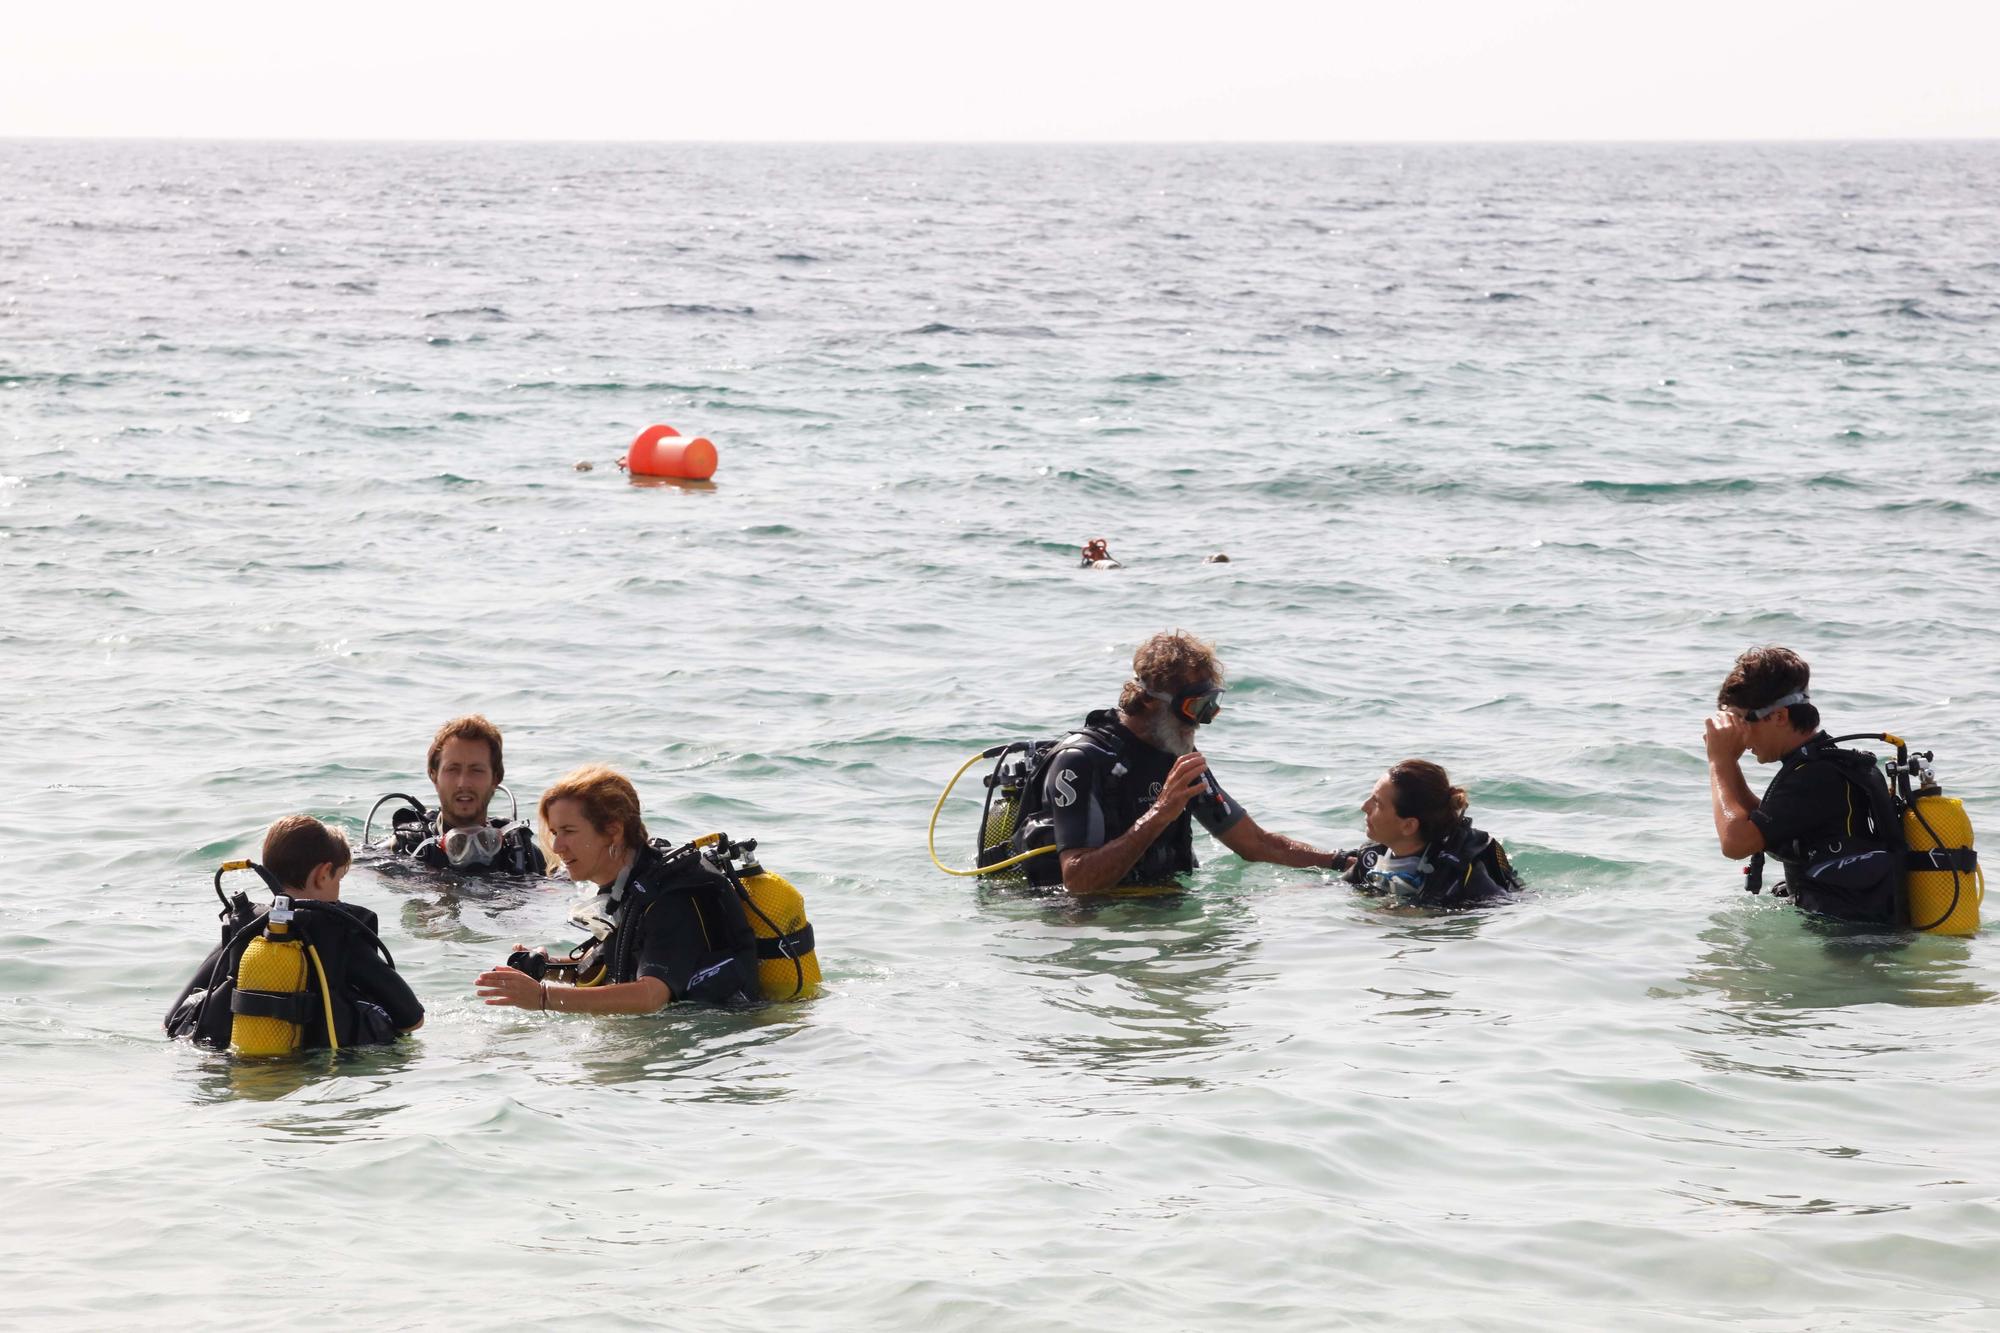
[444,825,503,867]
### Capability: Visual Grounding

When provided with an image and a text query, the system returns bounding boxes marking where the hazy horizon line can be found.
[6,133,1999,148]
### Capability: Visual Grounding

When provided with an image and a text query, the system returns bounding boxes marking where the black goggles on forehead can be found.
[1147,682,1224,725]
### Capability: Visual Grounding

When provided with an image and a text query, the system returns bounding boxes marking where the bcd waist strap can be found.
[1910,847,1979,873]
[756,925,815,961]
[230,989,314,1024]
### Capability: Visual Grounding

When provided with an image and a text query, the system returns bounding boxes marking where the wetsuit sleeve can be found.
[1046,743,1117,852]
[338,912,425,1030]
[347,950,425,1030]
[1749,762,1850,856]
[634,896,748,1004]
[1189,773,1246,837]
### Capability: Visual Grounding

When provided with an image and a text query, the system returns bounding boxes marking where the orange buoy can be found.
[626,424,718,480]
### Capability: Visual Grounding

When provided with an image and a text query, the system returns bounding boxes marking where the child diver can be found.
[165,815,425,1049]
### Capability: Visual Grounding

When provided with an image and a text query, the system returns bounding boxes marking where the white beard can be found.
[1145,711,1198,756]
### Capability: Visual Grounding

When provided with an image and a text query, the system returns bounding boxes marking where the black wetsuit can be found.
[1342,820,1520,909]
[594,841,760,1004]
[1036,709,1246,889]
[165,900,424,1048]
[1748,733,1905,927]
[391,807,546,876]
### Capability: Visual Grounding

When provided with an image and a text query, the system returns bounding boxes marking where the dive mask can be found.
[1148,682,1224,726]
[443,823,504,867]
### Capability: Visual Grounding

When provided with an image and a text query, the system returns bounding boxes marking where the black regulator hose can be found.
[363,793,429,848]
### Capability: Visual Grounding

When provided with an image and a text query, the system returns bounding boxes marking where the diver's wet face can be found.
[1721,705,1801,764]
[1362,773,1421,849]
[544,798,623,885]
[432,735,499,830]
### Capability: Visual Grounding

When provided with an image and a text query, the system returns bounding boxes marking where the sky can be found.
[3,0,1997,141]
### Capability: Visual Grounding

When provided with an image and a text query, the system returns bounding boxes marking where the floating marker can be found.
[626,424,718,480]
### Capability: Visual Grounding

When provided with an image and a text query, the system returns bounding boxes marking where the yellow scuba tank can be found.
[1837,734,1985,936]
[231,895,311,1056]
[978,751,1027,872]
[698,834,820,1000]
[1902,759,1982,936]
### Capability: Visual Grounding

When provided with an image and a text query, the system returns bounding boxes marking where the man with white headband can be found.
[1703,646,1905,926]
[390,714,546,876]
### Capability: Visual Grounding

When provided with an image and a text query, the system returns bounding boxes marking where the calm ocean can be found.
[3,140,1998,1329]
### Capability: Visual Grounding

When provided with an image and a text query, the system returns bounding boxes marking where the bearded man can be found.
[1028,630,1341,893]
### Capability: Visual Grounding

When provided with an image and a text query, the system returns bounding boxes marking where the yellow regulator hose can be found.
[928,748,1058,877]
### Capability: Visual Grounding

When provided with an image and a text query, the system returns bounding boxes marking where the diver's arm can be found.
[1215,815,1343,869]
[542,978,671,1014]
[1704,713,1765,860]
[1058,754,1210,893]
[1059,808,1176,893]
[474,965,671,1014]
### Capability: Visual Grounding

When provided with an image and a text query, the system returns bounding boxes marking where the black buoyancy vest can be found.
[600,840,760,996]
[1011,712,1194,889]
[1344,821,1520,909]
[163,902,399,1047]
[1757,740,1907,927]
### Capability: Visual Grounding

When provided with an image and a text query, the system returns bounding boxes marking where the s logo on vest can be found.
[1052,769,1079,809]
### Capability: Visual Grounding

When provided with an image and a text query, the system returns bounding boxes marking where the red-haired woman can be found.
[473,765,759,1014]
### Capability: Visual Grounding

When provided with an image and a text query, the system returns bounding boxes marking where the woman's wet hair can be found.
[1387,759,1469,843]
[427,713,506,784]
[1717,645,1819,732]
[537,764,649,856]
[262,814,352,890]
[1118,629,1224,713]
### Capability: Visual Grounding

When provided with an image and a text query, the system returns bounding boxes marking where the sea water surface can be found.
[2,141,1998,1330]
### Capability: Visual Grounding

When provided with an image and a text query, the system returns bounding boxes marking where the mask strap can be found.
[1748,689,1810,721]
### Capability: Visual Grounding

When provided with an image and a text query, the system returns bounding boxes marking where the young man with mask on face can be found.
[390,714,546,876]
[1704,645,1906,928]
[1021,630,1343,893]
